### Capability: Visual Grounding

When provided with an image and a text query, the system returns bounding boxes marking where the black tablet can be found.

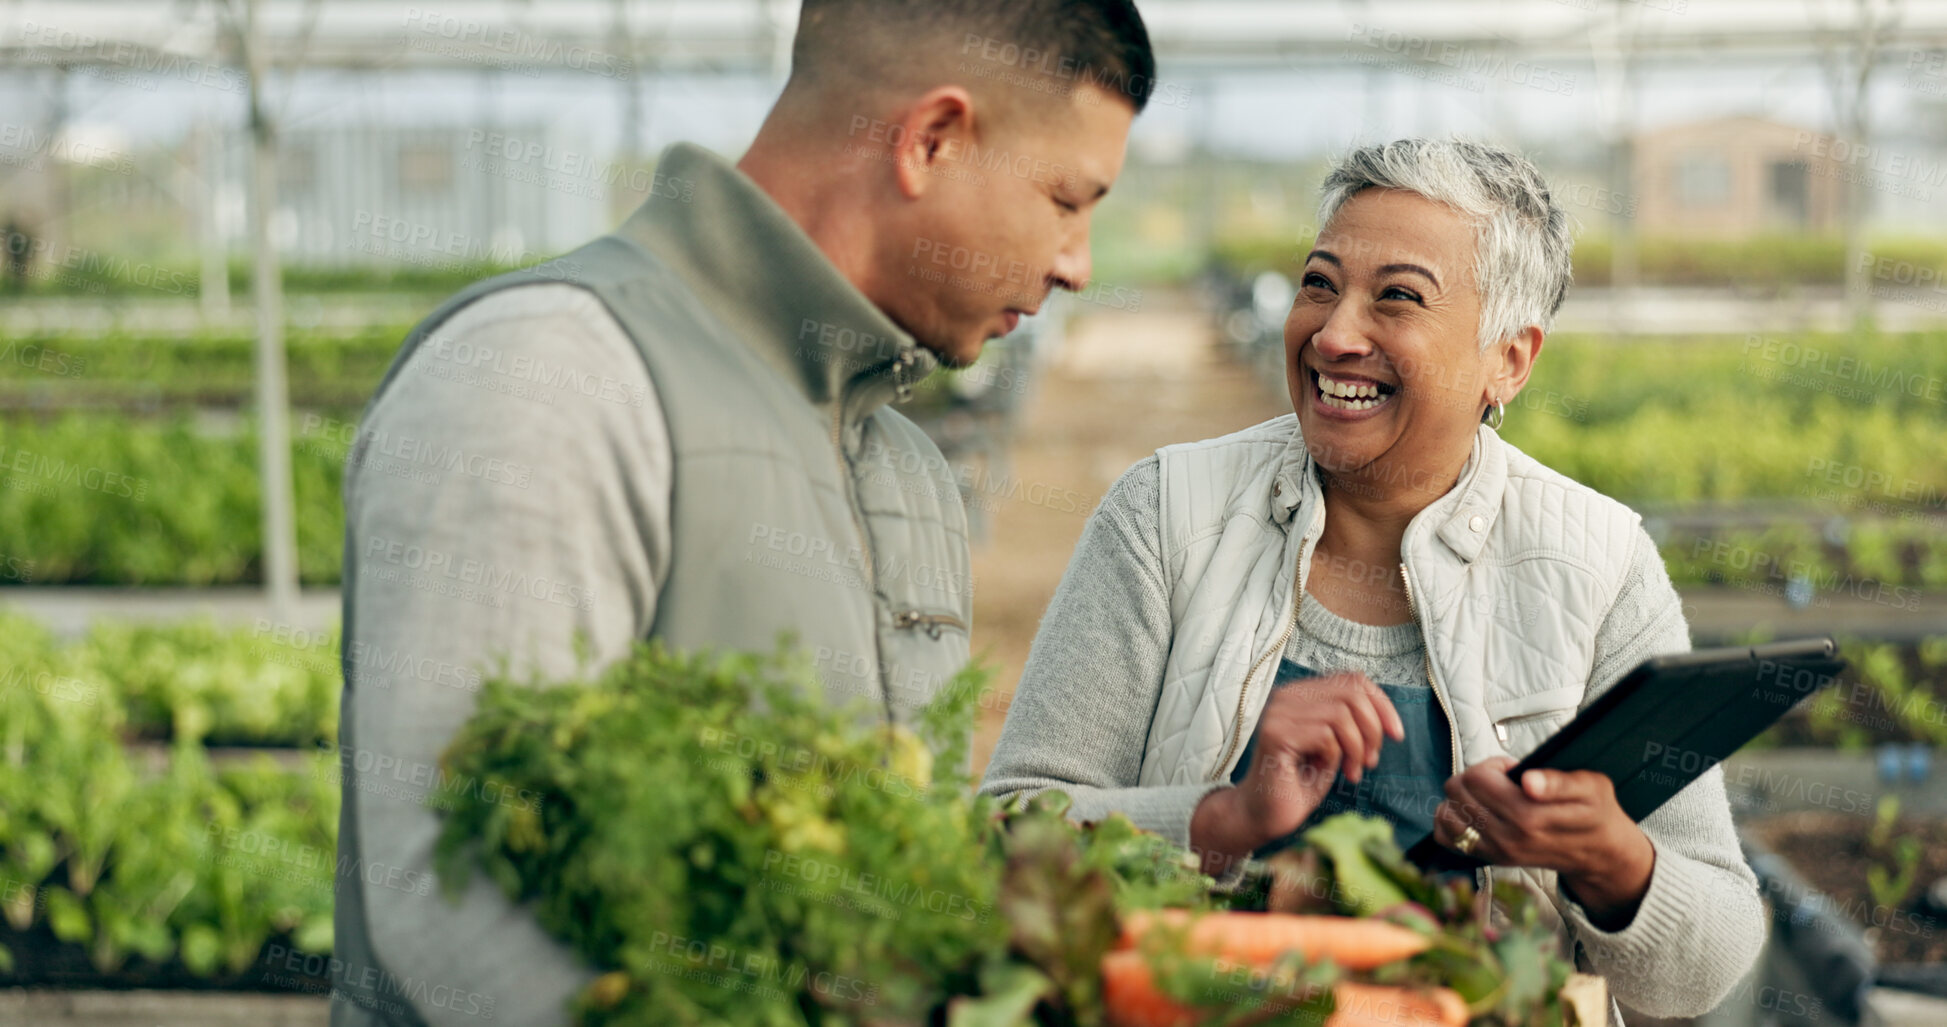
[1404,638,1847,873]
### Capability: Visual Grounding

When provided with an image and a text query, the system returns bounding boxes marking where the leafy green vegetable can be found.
[998,798,1118,1019]
[434,641,1229,1026]
[435,639,1600,1026]
[948,962,1058,1027]
[1248,818,1585,1027]
[1297,814,1409,917]
[435,642,1013,1025]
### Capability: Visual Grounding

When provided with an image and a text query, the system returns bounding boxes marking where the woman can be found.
[980,139,1763,1023]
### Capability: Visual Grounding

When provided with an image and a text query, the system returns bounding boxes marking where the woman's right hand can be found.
[1190,671,1405,871]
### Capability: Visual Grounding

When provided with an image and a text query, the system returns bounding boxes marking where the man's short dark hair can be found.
[790,0,1157,113]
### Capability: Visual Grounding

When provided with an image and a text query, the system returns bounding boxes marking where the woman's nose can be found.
[1310,302,1374,359]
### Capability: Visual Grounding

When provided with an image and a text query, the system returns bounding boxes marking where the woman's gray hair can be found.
[1317,139,1574,351]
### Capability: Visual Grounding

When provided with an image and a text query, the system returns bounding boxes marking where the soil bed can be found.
[1747,811,1947,964]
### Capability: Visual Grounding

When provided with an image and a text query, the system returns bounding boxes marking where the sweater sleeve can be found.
[977,457,1230,848]
[336,283,672,1026]
[1553,525,1767,1019]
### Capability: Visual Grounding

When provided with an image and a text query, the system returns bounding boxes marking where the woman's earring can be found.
[1485,399,1506,431]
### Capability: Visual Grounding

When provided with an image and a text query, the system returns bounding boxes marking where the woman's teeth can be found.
[1316,372,1393,411]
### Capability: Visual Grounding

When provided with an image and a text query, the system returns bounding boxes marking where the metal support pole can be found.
[239,0,300,619]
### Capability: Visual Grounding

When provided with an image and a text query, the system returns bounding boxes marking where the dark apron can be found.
[1231,658,1455,858]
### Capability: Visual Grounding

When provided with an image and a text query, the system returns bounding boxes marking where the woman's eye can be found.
[1381,286,1423,303]
[1302,272,1335,290]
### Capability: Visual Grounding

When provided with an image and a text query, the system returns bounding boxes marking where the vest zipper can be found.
[831,402,880,597]
[831,397,897,724]
[831,350,935,716]
[1211,503,1323,781]
[831,350,919,598]
[892,610,967,640]
[1399,560,1478,889]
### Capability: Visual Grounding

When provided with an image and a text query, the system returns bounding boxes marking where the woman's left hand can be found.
[1433,756,1657,930]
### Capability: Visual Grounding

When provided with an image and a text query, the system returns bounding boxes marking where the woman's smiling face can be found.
[1284,187,1501,492]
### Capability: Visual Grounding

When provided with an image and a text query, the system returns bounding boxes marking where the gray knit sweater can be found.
[980,455,1765,1021]
[1283,593,1428,687]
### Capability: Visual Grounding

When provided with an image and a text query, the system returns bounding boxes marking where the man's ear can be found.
[889,86,977,200]
[1490,325,1544,406]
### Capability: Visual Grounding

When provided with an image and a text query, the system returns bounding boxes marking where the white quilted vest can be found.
[1141,415,1646,1023]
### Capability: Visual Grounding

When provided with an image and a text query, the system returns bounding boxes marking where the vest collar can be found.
[617,142,936,420]
[1271,422,1505,564]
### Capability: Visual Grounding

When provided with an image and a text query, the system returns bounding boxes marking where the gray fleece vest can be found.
[333,142,972,1025]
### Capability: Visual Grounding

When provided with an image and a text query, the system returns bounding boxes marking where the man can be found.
[331,2,1155,1023]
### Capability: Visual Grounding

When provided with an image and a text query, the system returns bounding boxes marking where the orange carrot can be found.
[1101,950,1467,1027]
[1119,910,1431,970]
[1101,949,1202,1027]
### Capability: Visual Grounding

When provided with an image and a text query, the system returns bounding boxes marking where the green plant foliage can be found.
[1499,333,1947,591]
[436,641,1580,1026]
[435,643,1022,1026]
[1771,637,1947,751]
[0,414,347,585]
[0,610,338,747]
[0,259,516,299]
[6,327,1944,590]
[0,329,405,409]
[1865,796,1925,913]
[1155,812,1583,1027]
[0,614,336,975]
[1,613,1601,1016]
[79,617,340,746]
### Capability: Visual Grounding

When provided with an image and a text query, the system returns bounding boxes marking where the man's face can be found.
[874,85,1134,368]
